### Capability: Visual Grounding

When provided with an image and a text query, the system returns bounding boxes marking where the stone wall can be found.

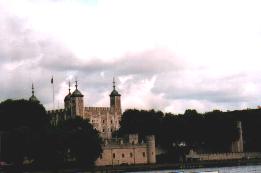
[95,135,156,166]
[186,150,261,161]
[84,107,119,139]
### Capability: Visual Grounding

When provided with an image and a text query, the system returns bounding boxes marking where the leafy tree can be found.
[0,99,49,165]
[57,117,102,166]
[118,109,163,142]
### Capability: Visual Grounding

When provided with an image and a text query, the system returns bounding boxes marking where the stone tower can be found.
[109,78,121,129]
[70,81,84,118]
[64,81,73,119]
[146,135,156,164]
[110,78,121,113]
[231,121,244,153]
[64,81,71,110]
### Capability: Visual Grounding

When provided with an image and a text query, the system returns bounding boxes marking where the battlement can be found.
[96,134,156,166]
[85,107,110,111]
[102,134,155,148]
[186,150,261,161]
[47,109,65,114]
[103,138,146,149]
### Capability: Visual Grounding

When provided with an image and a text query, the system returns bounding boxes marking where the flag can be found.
[51,76,53,84]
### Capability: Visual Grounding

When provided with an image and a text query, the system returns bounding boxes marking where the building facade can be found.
[31,79,156,165]
[47,79,122,139]
[95,134,156,166]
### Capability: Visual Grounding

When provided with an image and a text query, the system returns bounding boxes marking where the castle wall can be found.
[95,135,156,166]
[95,145,148,166]
[47,109,67,126]
[84,107,120,139]
[186,151,261,161]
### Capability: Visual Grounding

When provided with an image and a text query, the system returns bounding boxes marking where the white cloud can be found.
[0,0,261,113]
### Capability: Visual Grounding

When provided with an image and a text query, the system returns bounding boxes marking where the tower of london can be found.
[48,78,122,139]
[31,78,156,166]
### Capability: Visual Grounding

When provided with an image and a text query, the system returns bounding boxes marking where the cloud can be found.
[0,0,261,114]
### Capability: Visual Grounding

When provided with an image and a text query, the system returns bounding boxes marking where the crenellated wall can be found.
[186,150,261,161]
[95,134,156,166]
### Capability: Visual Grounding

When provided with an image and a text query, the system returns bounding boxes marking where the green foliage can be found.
[0,99,102,168]
[118,109,163,141]
[118,108,261,154]
[0,99,49,165]
[0,99,49,131]
[57,117,102,166]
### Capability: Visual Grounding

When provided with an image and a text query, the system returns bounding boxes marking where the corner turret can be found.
[64,81,71,110]
[70,80,84,118]
[110,77,121,113]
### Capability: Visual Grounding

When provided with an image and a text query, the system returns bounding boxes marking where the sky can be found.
[0,0,261,113]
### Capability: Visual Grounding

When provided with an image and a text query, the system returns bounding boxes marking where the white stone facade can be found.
[95,134,156,166]
[48,79,122,139]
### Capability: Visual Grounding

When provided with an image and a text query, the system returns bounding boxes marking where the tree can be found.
[0,99,49,165]
[118,109,163,141]
[57,117,102,166]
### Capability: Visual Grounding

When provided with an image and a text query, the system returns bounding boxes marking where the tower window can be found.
[102,129,105,132]
[102,120,105,123]
[130,153,133,158]
[122,154,125,158]
[143,152,146,157]
[113,153,115,158]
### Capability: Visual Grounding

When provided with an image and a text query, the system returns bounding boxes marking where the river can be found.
[127,165,261,173]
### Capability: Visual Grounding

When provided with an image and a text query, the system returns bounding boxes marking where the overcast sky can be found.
[1,0,261,113]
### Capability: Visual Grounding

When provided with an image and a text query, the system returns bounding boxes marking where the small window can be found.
[111,120,113,124]
[100,154,103,159]
[143,152,146,157]
[102,129,105,132]
[122,153,125,158]
[113,153,115,158]
[152,152,154,155]
[102,120,105,123]
[92,120,94,123]
[130,153,133,158]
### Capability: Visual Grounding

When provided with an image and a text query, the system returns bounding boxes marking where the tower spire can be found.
[113,77,116,90]
[75,80,78,89]
[32,83,35,96]
[69,81,71,94]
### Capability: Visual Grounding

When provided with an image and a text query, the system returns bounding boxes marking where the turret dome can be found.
[110,89,121,96]
[71,80,84,97]
[64,93,71,101]
[29,83,40,103]
[71,89,83,97]
[29,95,39,103]
[110,77,121,97]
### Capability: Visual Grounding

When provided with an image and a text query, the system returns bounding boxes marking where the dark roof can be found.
[110,89,121,97]
[71,89,84,97]
[29,95,40,103]
[64,93,71,101]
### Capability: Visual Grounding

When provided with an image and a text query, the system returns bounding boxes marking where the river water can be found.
[127,165,261,173]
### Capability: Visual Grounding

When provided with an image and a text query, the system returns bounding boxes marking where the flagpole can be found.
[52,76,54,109]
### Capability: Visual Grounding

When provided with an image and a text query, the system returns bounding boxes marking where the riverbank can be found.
[4,158,261,173]
[90,159,261,172]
